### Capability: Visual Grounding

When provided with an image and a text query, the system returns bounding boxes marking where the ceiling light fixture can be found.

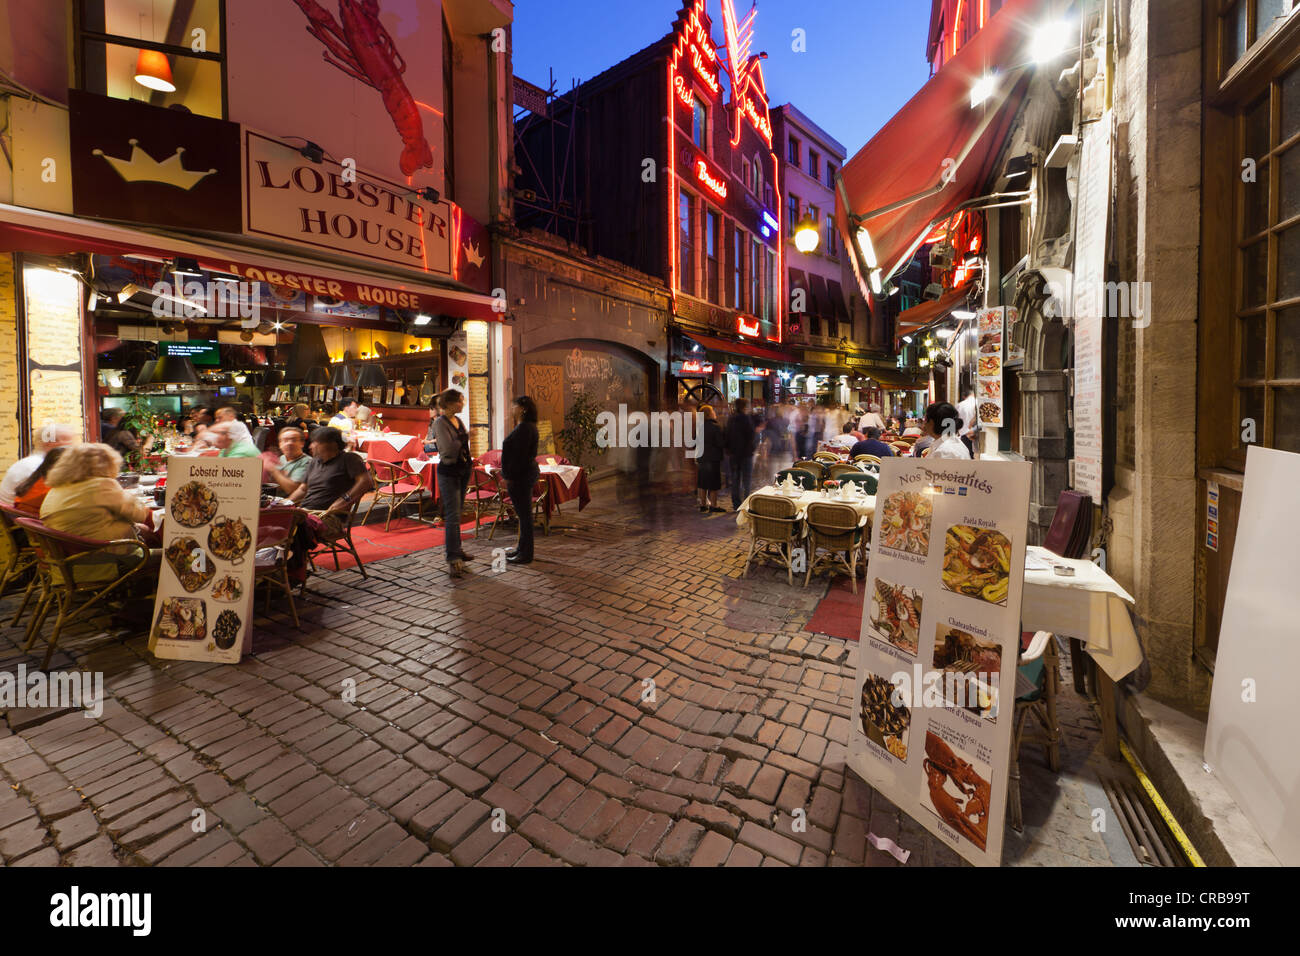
[134,49,176,92]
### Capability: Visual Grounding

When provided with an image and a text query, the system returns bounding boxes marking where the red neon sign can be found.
[737,315,760,337]
[674,74,695,108]
[681,360,714,373]
[696,159,728,199]
[721,0,774,149]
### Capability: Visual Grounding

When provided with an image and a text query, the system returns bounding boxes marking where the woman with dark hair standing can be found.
[695,404,724,513]
[500,395,540,564]
[431,389,475,576]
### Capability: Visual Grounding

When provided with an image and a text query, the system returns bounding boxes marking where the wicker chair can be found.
[308,496,367,578]
[791,459,825,480]
[813,451,841,463]
[774,468,817,491]
[363,459,426,531]
[827,462,863,482]
[837,472,878,495]
[0,505,39,627]
[487,473,550,539]
[254,508,305,627]
[803,501,866,593]
[742,494,802,585]
[853,454,883,465]
[1009,631,1063,831]
[14,517,152,669]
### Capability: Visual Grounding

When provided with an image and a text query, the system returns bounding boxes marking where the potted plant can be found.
[556,391,606,473]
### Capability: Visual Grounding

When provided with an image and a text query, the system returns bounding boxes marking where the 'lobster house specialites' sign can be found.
[149,458,262,665]
[848,457,1030,866]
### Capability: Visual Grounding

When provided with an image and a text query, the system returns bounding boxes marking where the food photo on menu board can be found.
[149,458,262,665]
[849,457,1030,866]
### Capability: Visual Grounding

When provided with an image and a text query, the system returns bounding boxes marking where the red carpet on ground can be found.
[317,514,499,570]
[804,574,867,642]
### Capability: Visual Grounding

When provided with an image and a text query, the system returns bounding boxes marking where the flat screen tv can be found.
[162,340,220,366]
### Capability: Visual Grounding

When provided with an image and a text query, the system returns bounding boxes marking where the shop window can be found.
[78,0,225,119]
[706,210,721,304]
[679,191,696,296]
[1232,63,1300,454]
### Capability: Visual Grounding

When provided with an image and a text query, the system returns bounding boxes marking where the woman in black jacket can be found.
[500,395,540,564]
[696,404,725,513]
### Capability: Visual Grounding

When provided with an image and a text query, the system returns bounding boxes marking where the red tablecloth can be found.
[541,467,590,518]
[357,434,423,462]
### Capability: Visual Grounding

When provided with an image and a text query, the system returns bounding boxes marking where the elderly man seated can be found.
[1,424,75,506]
[288,426,373,542]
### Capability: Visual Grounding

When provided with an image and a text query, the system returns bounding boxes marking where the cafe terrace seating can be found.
[0,505,39,628]
[803,501,867,594]
[741,494,802,585]
[14,517,153,669]
[364,459,427,532]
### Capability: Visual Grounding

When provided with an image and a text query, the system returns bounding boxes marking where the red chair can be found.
[464,465,502,537]
[486,473,549,539]
[478,449,503,469]
[13,517,152,669]
[363,459,427,531]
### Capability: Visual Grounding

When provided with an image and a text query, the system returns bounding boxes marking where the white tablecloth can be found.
[1021,546,1142,682]
[736,485,876,530]
[354,432,418,452]
[407,456,437,472]
[539,463,582,488]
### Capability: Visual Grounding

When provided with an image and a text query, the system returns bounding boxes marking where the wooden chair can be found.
[813,450,841,464]
[308,496,367,579]
[1009,631,1063,831]
[837,472,878,496]
[827,462,864,482]
[0,505,39,628]
[485,472,549,540]
[14,517,152,669]
[741,494,802,585]
[363,459,426,531]
[792,459,825,481]
[775,468,818,491]
[803,501,866,593]
[853,454,883,465]
[254,508,305,627]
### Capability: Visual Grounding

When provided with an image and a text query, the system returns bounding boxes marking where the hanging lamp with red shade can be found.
[134,48,176,92]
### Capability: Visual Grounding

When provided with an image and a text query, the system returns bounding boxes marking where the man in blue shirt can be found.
[849,427,895,459]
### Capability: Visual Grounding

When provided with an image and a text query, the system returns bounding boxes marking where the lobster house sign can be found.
[847,457,1031,866]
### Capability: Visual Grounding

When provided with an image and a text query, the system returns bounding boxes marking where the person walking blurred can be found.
[724,398,756,511]
[696,404,724,513]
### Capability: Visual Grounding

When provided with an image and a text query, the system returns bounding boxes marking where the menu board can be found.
[1071,114,1112,501]
[975,308,1005,428]
[466,320,491,459]
[848,457,1031,866]
[149,457,262,665]
[23,266,85,442]
[1003,306,1024,367]
[446,330,469,429]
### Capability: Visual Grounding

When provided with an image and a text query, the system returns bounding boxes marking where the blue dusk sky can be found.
[510,0,934,158]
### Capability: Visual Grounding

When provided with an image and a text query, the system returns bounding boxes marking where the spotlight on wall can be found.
[299,141,324,163]
[172,257,202,278]
[409,187,440,204]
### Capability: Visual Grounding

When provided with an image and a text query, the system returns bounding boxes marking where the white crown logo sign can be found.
[463,240,484,269]
[92,139,216,191]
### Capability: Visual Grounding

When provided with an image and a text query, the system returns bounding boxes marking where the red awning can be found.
[808,274,832,320]
[836,0,1035,284]
[0,203,502,321]
[684,332,797,366]
[897,283,975,332]
[827,279,850,321]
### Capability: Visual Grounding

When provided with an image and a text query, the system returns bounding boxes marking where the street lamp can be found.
[794,214,820,253]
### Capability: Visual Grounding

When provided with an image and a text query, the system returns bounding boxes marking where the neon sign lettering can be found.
[721,0,774,149]
[693,48,720,93]
[674,74,695,109]
[681,360,714,373]
[696,160,728,200]
[737,316,760,337]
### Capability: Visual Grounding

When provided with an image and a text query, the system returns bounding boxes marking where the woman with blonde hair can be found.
[40,443,155,542]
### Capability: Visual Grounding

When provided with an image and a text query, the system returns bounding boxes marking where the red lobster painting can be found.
[290,0,434,177]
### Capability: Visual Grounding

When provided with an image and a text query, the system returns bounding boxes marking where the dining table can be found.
[736,484,877,531]
[1020,545,1143,758]
[481,461,591,520]
[353,431,423,461]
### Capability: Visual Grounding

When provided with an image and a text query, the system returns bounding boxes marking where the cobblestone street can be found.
[0,480,1138,867]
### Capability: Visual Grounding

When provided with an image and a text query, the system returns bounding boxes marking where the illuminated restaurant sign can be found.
[736,315,760,337]
[721,0,774,148]
[696,159,728,200]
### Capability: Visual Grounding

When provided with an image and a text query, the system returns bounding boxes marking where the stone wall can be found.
[1110,0,1208,708]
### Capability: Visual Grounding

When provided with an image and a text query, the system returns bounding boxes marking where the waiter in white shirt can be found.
[921,402,972,460]
[956,388,979,457]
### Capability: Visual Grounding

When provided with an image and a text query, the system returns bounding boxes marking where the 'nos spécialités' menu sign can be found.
[848,457,1030,866]
[149,458,262,665]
